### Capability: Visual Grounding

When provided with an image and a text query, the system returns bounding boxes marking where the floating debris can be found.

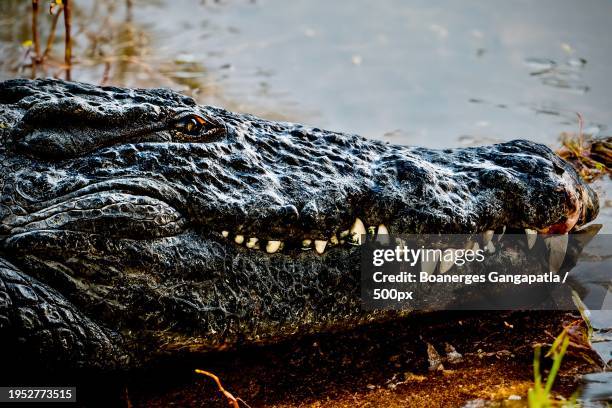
[524,57,556,73]
[524,56,590,93]
[557,134,611,182]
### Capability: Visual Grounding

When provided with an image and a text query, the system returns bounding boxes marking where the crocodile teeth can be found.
[314,240,328,254]
[377,224,390,244]
[350,218,366,244]
[525,229,537,249]
[439,256,455,274]
[483,230,494,245]
[246,237,259,249]
[266,240,282,254]
[234,235,245,244]
[330,235,339,245]
[440,248,465,273]
[421,251,440,274]
[497,226,506,241]
[302,239,312,250]
[544,234,568,273]
[221,230,229,238]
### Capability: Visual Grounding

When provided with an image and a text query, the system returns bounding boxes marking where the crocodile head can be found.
[0,79,599,356]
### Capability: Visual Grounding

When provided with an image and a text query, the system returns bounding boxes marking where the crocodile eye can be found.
[175,115,206,135]
[172,114,225,141]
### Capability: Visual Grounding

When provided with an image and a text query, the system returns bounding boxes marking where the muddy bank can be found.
[122,311,600,407]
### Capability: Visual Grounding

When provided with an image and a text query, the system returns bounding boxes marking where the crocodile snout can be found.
[539,166,599,234]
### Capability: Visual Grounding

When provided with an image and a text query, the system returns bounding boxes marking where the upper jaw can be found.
[197,137,600,255]
[0,94,599,251]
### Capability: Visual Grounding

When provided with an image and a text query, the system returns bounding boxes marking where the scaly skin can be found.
[0,79,599,371]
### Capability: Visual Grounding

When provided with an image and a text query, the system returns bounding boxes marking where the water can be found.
[0,0,610,399]
[2,0,612,141]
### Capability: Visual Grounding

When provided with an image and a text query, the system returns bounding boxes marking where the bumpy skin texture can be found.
[0,79,599,370]
[0,257,127,370]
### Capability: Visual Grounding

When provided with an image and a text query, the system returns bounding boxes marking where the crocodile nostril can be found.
[540,183,583,234]
[552,161,566,175]
[279,204,299,222]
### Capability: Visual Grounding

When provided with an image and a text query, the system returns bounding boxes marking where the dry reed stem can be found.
[63,0,72,80]
[31,0,41,61]
[42,3,64,61]
[195,369,251,408]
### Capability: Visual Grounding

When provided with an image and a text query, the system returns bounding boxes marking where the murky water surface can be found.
[2,0,611,142]
[0,0,610,392]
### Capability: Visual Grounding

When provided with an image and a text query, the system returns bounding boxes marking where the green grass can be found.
[528,328,579,408]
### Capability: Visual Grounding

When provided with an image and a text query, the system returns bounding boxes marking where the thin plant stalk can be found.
[63,0,72,80]
[31,0,41,62]
[194,369,240,408]
[528,329,574,408]
[194,369,252,408]
[42,5,64,61]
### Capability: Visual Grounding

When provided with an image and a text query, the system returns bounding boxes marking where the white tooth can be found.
[330,235,339,245]
[572,224,601,247]
[486,241,495,253]
[234,235,244,244]
[439,257,454,274]
[314,240,328,254]
[544,233,568,273]
[483,230,494,245]
[421,251,440,274]
[350,218,366,235]
[221,230,229,238]
[472,242,480,252]
[497,226,506,241]
[464,240,474,250]
[377,224,390,244]
[525,229,537,249]
[350,218,366,244]
[246,237,259,249]
[266,240,282,254]
[441,248,463,273]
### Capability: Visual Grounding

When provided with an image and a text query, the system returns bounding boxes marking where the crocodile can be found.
[0,79,599,374]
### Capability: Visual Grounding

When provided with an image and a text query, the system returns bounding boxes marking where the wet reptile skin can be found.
[0,79,599,371]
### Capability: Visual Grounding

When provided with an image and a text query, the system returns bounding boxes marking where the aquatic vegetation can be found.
[557,115,611,182]
[528,322,584,408]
